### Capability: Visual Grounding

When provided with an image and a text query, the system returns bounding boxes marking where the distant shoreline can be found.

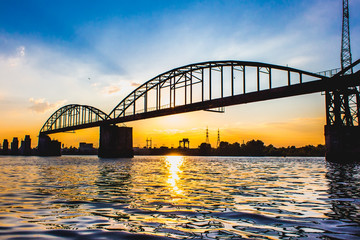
[1,139,326,157]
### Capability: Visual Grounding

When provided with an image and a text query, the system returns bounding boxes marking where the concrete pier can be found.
[98,125,133,158]
[38,134,61,156]
[325,125,360,162]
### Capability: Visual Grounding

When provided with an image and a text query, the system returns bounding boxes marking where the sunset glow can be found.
[0,0,359,148]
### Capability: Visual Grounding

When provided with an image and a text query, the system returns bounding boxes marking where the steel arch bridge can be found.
[108,61,324,119]
[40,60,360,135]
[40,104,109,133]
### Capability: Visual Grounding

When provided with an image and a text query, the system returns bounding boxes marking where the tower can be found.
[205,126,209,144]
[326,0,359,127]
[341,0,352,74]
[146,138,152,148]
[324,0,360,162]
[216,129,220,148]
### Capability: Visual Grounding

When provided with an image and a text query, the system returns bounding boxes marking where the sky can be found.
[0,0,359,148]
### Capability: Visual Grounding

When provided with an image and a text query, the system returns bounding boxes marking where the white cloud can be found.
[17,46,25,57]
[5,45,26,67]
[29,98,66,113]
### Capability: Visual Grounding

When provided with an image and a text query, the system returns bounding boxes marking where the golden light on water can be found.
[165,156,184,196]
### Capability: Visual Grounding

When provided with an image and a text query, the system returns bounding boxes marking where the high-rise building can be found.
[11,137,19,155]
[20,135,31,155]
[2,139,9,154]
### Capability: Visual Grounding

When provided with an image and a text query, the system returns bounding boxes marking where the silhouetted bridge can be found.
[39,60,360,161]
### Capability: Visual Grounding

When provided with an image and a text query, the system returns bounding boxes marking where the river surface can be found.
[0,156,359,239]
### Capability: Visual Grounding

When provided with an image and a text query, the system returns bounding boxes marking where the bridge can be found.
[38,0,359,161]
[38,59,360,161]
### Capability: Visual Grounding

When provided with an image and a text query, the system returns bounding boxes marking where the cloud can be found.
[103,85,121,94]
[17,46,25,57]
[5,45,27,67]
[131,82,140,87]
[29,98,66,113]
[1,0,355,147]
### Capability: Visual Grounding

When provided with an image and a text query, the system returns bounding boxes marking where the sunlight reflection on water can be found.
[0,156,359,239]
[166,156,184,196]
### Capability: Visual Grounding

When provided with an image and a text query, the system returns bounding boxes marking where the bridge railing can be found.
[317,68,341,77]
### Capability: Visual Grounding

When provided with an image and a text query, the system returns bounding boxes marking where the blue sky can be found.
[0,1,302,39]
[0,0,359,147]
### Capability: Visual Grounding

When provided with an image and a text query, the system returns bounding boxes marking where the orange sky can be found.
[1,1,357,150]
[2,93,326,149]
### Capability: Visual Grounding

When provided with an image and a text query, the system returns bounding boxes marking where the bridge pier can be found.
[98,125,133,158]
[325,125,360,162]
[38,134,61,156]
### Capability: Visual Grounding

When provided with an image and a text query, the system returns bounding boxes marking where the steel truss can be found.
[40,60,360,135]
[40,104,109,133]
[326,0,359,127]
[108,61,325,119]
[326,60,360,126]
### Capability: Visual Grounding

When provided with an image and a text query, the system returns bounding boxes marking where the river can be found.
[0,156,359,239]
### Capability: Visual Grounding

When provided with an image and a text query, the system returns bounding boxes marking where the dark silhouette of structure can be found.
[324,0,359,162]
[199,142,212,155]
[41,62,336,136]
[19,135,31,155]
[341,0,352,72]
[78,142,97,155]
[11,137,19,155]
[146,138,152,148]
[133,139,325,157]
[38,60,360,159]
[2,139,9,155]
[38,2,359,161]
[205,126,210,145]
[98,125,133,158]
[1,135,33,156]
[179,138,190,149]
[38,134,61,156]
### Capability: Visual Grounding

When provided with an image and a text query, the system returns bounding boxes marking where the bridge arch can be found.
[40,104,108,133]
[108,60,327,119]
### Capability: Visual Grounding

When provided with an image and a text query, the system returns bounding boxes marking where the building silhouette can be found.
[11,137,19,155]
[19,135,31,155]
[79,142,96,154]
[2,139,9,155]
[38,134,61,156]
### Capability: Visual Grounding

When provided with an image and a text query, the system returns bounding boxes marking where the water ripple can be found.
[0,156,359,239]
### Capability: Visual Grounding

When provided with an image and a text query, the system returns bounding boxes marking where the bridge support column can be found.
[325,125,360,162]
[98,125,133,158]
[38,134,61,156]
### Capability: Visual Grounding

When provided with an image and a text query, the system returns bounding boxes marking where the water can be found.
[0,156,359,239]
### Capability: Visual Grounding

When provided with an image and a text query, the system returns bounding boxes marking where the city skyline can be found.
[1,0,359,148]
